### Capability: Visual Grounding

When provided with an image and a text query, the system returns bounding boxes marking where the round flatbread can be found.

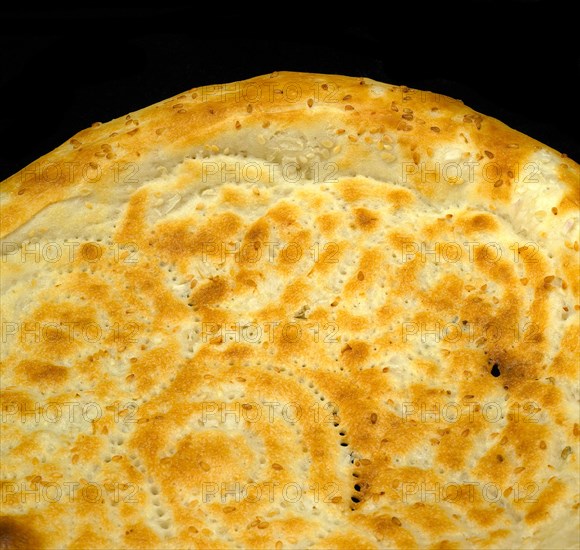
[1,72,578,549]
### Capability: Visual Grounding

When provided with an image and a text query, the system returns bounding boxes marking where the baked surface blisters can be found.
[1,72,579,549]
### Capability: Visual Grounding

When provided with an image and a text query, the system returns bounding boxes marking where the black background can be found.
[1,4,579,182]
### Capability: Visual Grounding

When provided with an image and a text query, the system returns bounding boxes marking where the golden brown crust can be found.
[1,72,579,549]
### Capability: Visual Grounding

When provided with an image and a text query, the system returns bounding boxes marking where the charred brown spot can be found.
[0,517,42,550]
[17,361,69,385]
[387,188,414,209]
[457,212,500,238]
[244,218,270,244]
[188,277,228,308]
[267,202,300,227]
[340,341,370,368]
[354,208,379,231]
[79,242,102,262]
[469,213,497,232]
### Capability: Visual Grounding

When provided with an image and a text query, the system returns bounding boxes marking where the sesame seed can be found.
[561,446,572,459]
[345,105,354,111]
[342,95,352,101]
[235,121,241,130]
[392,517,402,526]
[430,126,440,133]
[370,413,377,424]
[307,98,314,108]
